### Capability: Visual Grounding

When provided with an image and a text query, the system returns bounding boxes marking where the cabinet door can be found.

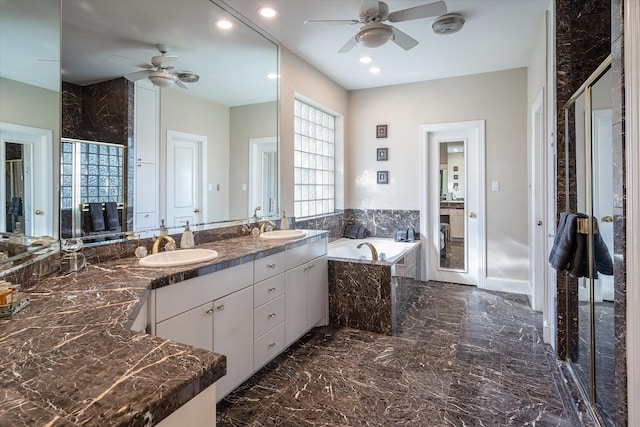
[135,162,157,214]
[450,209,464,239]
[307,256,328,329]
[134,82,158,163]
[213,286,253,400]
[155,302,213,351]
[284,263,309,346]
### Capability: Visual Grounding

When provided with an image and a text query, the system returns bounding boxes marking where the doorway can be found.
[420,120,485,286]
[0,122,53,237]
[166,130,207,228]
[248,136,278,218]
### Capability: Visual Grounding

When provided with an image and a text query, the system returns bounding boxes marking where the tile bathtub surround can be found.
[217,281,582,426]
[344,209,421,239]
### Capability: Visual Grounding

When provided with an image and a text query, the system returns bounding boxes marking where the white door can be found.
[530,90,547,311]
[0,122,53,237]
[592,109,614,302]
[166,130,205,228]
[420,121,485,286]
[248,137,278,217]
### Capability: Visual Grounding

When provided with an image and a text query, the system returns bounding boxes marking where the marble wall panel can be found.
[344,209,420,239]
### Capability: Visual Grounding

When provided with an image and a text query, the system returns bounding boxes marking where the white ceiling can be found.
[227,0,551,90]
[0,0,550,104]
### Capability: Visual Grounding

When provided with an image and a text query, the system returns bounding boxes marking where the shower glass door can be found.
[565,58,616,426]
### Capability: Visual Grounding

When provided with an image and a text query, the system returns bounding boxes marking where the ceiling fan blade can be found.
[388,1,447,22]
[338,36,358,53]
[304,19,360,25]
[108,54,153,69]
[361,0,380,17]
[390,26,419,50]
[175,79,188,90]
[123,70,152,82]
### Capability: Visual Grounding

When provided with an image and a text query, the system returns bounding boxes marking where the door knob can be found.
[537,220,543,226]
[35,209,43,215]
[194,208,200,213]
[468,212,477,218]
[601,215,613,223]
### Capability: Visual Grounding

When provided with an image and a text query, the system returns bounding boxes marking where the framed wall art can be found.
[376,124,388,138]
[377,147,388,161]
[377,171,389,184]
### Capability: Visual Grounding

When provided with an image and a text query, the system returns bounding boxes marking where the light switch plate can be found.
[491,181,500,192]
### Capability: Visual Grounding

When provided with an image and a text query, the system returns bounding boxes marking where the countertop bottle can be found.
[180,221,195,249]
[280,211,289,230]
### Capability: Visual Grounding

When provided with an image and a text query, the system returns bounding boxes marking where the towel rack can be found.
[577,217,599,234]
[80,202,124,212]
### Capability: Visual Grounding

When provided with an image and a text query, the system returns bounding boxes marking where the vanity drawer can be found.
[135,212,157,229]
[285,238,327,270]
[254,274,284,308]
[254,251,285,282]
[254,322,285,370]
[254,295,284,339]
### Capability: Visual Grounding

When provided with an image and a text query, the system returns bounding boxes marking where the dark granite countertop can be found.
[0,230,327,426]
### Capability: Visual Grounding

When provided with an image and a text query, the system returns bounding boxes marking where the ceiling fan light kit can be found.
[148,70,177,87]
[356,23,393,48]
[432,13,465,35]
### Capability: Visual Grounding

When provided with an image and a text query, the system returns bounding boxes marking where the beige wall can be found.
[348,68,529,282]
[229,101,278,218]
[159,88,230,222]
[279,47,350,215]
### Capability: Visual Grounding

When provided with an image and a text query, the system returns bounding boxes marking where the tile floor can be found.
[217,281,582,426]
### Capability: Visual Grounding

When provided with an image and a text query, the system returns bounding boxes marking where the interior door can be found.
[166,130,204,228]
[421,121,485,286]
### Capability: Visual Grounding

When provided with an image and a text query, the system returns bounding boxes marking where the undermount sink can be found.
[259,229,306,240]
[139,248,219,267]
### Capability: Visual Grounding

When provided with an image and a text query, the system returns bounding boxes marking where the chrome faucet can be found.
[357,242,379,261]
[151,235,176,254]
[260,220,276,235]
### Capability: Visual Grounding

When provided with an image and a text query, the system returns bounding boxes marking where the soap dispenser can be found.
[280,211,289,230]
[180,221,195,249]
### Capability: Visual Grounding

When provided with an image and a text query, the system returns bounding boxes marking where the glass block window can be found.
[60,140,124,210]
[294,99,335,218]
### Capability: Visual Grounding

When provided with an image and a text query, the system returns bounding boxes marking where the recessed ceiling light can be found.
[369,66,382,74]
[359,56,373,64]
[267,73,280,79]
[216,20,233,30]
[259,7,277,18]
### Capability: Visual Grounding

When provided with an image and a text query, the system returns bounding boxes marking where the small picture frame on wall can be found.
[453,174,459,179]
[377,148,388,161]
[376,124,388,138]
[453,166,459,172]
[377,171,389,184]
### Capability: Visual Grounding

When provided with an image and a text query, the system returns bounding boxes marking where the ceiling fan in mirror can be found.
[108,44,211,89]
[305,0,463,53]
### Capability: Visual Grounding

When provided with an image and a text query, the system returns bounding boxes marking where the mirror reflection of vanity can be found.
[439,140,465,270]
[1,0,280,263]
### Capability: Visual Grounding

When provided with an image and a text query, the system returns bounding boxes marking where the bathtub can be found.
[328,237,419,264]
[327,237,421,335]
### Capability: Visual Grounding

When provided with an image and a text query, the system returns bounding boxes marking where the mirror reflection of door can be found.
[439,140,465,270]
[249,137,278,218]
[4,142,25,233]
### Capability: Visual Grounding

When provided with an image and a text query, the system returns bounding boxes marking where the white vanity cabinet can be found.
[284,239,328,346]
[213,286,254,399]
[150,237,328,402]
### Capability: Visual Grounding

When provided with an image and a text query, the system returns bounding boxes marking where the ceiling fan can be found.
[109,44,202,89]
[305,0,448,53]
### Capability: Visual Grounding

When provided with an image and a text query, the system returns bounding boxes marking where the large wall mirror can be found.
[0,0,60,240]
[60,0,279,239]
[439,140,465,270]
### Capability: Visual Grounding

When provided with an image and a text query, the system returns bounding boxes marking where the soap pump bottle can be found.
[180,221,195,249]
[280,211,289,230]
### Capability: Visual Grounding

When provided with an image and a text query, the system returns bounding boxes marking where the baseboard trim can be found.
[483,277,530,296]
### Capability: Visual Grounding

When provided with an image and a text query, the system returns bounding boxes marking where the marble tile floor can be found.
[217,280,583,426]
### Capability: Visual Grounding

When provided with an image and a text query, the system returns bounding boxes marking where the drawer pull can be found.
[205,308,214,315]
[216,304,225,311]
[268,287,276,292]
[267,263,276,269]
[268,342,276,348]
[268,313,277,318]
